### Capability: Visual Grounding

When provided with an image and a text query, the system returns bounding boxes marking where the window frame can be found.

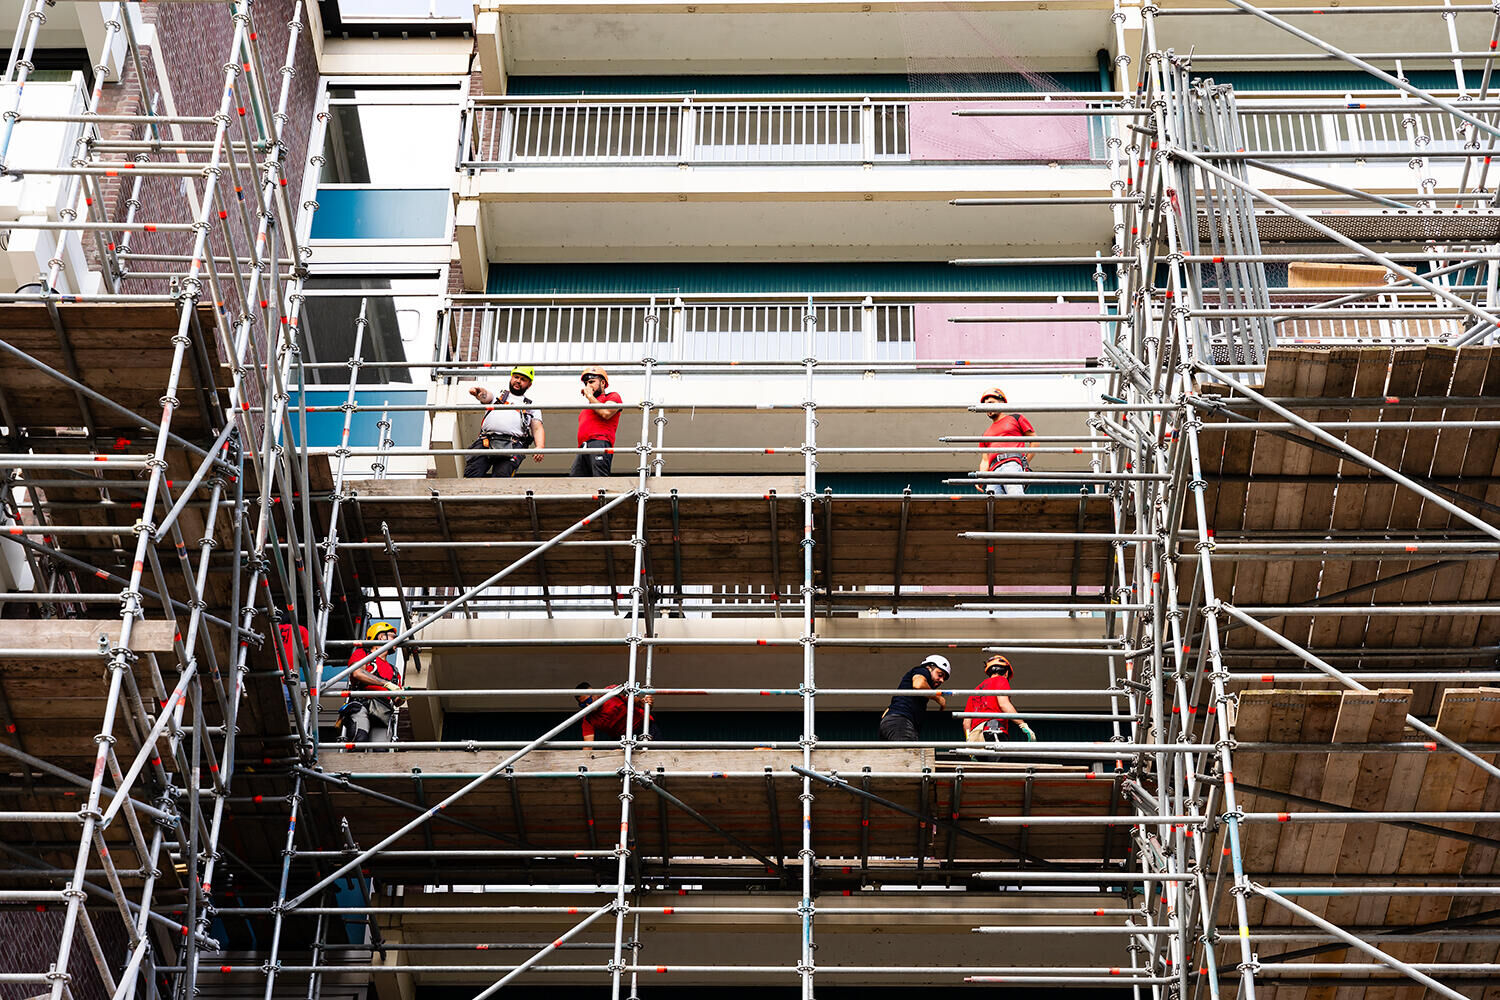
[300,76,466,248]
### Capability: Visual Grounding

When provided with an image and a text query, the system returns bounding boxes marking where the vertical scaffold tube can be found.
[799,297,818,1000]
[609,313,658,999]
[48,19,250,1000]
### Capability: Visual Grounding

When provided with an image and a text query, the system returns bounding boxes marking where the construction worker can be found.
[339,621,404,745]
[464,365,545,478]
[573,367,622,477]
[878,654,950,742]
[575,682,654,742]
[975,387,1035,495]
[963,654,1036,744]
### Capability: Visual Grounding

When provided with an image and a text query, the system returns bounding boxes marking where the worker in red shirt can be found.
[575,682,655,742]
[338,621,405,745]
[963,655,1036,744]
[573,367,623,477]
[975,387,1036,495]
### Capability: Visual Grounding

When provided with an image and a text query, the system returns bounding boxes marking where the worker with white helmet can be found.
[338,620,405,746]
[963,654,1036,744]
[573,366,623,477]
[464,365,546,478]
[878,654,952,742]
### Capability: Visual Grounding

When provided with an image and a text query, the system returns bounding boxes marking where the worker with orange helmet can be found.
[573,366,623,477]
[464,365,546,478]
[975,387,1036,495]
[963,654,1036,744]
[338,620,405,745]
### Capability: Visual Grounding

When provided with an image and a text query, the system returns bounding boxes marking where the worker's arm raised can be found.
[910,673,947,710]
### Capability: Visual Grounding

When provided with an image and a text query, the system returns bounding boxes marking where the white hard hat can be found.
[920,654,952,677]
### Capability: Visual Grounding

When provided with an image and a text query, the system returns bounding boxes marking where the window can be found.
[310,85,461,241]
[300,275,440,386]
[324,0,472,26]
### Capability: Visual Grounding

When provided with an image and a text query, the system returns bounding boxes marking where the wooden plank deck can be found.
[309,747,1120,870]
[335,477,1117,590]
[0,303,228,435]
[1197,346,1500,663]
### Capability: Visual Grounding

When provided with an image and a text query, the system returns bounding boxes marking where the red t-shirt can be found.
[348,647,399,690]
[964,674,1012,734]
[581,692,647,740]
[277,624,309,679]
[577,391,623,446]
[979,413,1035,470]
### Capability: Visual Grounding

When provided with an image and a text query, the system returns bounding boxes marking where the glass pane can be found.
[309,188,449,240]
[319,103,459,185]
[300,278,437,385]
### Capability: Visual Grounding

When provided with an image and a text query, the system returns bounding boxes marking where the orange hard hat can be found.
[984,654,1013,677]
[581,367,609,388]
[980,387,1007,405]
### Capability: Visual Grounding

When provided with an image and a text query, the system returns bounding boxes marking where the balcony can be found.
[418,291,1103,476]
[454,94,1115,273]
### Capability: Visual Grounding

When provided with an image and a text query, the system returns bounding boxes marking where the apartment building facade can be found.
[6,1,1500,1000]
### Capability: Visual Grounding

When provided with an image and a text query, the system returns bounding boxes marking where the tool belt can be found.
[479,432,528,450]
[342,694,396,724]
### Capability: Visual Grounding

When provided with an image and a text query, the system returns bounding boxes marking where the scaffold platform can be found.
[332,477,1117,591]
[0,303,229,435]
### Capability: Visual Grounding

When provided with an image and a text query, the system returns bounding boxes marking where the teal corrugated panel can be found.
[486,262,1100,295]
[1207,70,1458,92]
[506,72,1102,96]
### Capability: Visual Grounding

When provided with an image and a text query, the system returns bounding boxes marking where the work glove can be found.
[1018,721,1037,742]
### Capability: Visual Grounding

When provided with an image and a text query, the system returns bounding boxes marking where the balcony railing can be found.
[460,95,1110,168]
[1238,105,1473,159]
[441,288,1467,375]
[442,297,923,369]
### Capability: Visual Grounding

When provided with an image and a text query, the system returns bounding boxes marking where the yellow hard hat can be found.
[366,621,397,640]
[510,365,536,383]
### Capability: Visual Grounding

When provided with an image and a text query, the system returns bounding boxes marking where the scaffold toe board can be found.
[0,304,228,434]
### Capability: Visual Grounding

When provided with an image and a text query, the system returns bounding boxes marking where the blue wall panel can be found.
[287,389,427,450]
[310,188,448,240]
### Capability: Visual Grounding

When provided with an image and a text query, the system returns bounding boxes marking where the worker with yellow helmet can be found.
[338,620,405,746]
[464,365,546,478]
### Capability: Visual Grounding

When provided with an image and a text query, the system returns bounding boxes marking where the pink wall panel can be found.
[914,301,1102,361]
[907,101,1091,162]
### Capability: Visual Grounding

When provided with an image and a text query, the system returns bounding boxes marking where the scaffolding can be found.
[0,1,319,999]
[11,1,1500,1000]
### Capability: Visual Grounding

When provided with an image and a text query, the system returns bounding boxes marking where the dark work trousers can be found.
[464,436,526,478]
[878,713,920,742]
[570,438,614,477]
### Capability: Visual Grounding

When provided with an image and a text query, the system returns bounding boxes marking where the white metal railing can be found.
[1238,105,1473,157]
[461,96,1106,167]
[442,298,917,368]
